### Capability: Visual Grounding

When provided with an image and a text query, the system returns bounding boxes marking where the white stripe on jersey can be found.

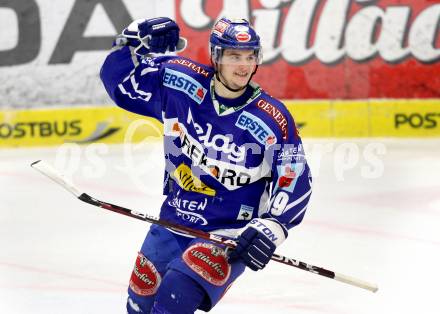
[141,67,159,76]
[284,188,312,212]
[288,205,308,224]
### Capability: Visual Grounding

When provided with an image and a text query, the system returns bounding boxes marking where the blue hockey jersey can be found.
[100,46,312,236]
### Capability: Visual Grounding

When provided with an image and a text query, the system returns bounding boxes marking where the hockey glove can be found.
[116,18,186,56]
[137,17,180,53]
[228,218,287,271]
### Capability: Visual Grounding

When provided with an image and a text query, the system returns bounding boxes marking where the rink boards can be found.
[1,99,439,147]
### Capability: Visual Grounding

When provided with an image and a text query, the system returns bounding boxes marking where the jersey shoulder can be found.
[257,91,292,120]
[250,90,298,142]
[160,56,214,81]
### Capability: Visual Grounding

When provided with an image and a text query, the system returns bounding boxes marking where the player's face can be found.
[218,49,257,89]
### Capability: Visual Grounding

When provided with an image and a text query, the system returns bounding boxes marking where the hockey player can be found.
[100,17,312,314]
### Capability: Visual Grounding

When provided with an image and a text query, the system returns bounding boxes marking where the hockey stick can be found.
[30,160,378,293]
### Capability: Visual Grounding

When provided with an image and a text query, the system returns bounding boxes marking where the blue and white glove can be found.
[138,17,180,53]
[116,17,183,55]
[229,218,288,271]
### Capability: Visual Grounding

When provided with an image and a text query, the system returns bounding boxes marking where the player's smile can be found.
[234,70,249,78]
[230,69,251,87]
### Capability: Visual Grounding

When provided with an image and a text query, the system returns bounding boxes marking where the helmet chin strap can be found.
[214,63,259,94]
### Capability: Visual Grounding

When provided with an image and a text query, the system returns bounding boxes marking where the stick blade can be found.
[31,160,82,198]
[334,272,379,293]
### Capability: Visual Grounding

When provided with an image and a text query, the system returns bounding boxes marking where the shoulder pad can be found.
[164,57,213,79]
[254,94,293,141]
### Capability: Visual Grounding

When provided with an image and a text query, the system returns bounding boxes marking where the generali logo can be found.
[178,0,440,65]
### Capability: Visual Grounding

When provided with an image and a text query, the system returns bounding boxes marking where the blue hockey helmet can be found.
[209,17,263,65]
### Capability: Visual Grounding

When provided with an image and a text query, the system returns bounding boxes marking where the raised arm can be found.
[100,17,184,121]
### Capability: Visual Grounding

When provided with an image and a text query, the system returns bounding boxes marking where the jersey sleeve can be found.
[100,46,174,122]
[261,110,312,234]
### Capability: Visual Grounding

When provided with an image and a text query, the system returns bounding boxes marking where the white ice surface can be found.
[1,139,440,314]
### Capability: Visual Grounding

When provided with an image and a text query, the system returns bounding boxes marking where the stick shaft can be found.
[31,160,378,293]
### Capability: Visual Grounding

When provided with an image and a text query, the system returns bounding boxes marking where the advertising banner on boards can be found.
[0,0,438,107]
[175,0,440,99]
[0,0,438,145]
